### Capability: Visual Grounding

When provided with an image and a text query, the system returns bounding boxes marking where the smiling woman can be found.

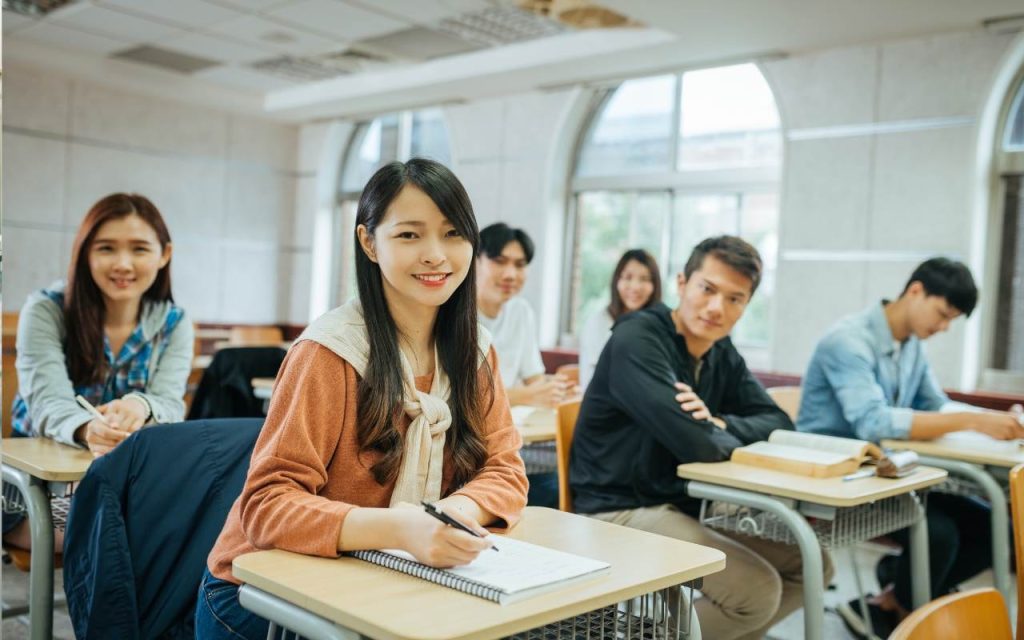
[2,192,194,551]
[196,159,527,640]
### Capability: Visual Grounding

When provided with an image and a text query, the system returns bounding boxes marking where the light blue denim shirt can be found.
[796,301,960,442]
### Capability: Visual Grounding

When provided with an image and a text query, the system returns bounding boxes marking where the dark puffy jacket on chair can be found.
[63,418,263,640]
[187,347,286,420]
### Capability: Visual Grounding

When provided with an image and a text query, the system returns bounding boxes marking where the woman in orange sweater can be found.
[196,159,529,639]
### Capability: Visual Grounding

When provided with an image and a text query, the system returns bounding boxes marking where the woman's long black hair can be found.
[354,158,492,489]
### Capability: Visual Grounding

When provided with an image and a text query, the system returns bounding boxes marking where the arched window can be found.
[333,109,452,305]
[990,71,1024,378]
[568,63,782,361]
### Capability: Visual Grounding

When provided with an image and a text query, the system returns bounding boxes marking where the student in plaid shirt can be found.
[3,193,193,554]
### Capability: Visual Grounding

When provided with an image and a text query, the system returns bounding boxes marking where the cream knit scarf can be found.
[296,300,491,506]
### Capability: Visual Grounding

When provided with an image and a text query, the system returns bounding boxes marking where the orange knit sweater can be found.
[208,340,529,582]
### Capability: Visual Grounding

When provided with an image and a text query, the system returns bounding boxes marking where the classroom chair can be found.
[1010,463,1024,639]
[888,587,1011,640]
[555,399,581,512]
[765,385,801,422]
[63,418,263,640]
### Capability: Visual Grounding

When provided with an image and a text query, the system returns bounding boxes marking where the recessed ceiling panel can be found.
[267,0,408,40]
[112,44,220,73]
[355,26,485,61]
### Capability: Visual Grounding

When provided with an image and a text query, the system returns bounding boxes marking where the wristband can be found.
[124,393,153,423]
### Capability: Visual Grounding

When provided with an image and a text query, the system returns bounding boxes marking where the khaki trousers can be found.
[590,504,834,640]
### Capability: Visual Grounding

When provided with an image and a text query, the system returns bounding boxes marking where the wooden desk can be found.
[251,376,275,400]
[2,438,94,640]
[881,437,1019,601]
[678,461,947,640]
[511,407,556,444]
[233,507,726,640]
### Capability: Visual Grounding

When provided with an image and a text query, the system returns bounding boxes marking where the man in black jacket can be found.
[570,235,832,640]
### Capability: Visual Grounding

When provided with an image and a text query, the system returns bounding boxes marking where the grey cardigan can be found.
[15,282,194,446]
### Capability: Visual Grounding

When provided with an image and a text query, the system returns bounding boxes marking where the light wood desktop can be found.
[880,438,1024,468]
[2,436,93,482]
[233,506,726,640]
[2,437,94,640]
[677,461,947,508]
[512,407,556,443]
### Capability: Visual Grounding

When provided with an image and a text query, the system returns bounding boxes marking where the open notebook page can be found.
[381,535,610,595]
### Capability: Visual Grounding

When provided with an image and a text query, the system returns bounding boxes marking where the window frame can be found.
[563,66,782,356]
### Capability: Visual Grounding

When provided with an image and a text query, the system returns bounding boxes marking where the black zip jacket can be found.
[569,303,793,516]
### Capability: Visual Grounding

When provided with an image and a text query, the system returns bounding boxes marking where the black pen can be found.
[421,500,499,552]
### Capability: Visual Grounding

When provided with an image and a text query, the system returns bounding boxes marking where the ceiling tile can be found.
[50,4,185,41]
[158,31,270,64]
[205,13,340,56]
[97,0,242,30]
[267,0,408,40]
[194,65,300,92]
[9,22,131,55]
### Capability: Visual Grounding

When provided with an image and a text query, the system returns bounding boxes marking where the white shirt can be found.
[479,297,545,389]
[579,309,613,389]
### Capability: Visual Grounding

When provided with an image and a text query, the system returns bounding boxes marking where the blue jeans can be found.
[194,568,269,640]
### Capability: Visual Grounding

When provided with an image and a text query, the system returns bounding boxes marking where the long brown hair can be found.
[354,159,492,489]
[607,249,662,320]
[65,193,174,385]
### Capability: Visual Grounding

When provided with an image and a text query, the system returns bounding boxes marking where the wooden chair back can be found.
[1010,464,1024,639]
[228,326,283,347]
[889,588,1011,640]
[555,364,580,385]
[3,312,20,437]
[766,385,801,421]
[555,400,581,513]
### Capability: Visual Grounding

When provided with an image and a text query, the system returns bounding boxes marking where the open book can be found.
[934,430,1024,454]
[348,535,610,605]
[731,430,884,478]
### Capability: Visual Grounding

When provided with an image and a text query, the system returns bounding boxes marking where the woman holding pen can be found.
[197,159,528,640]
[2,193,193,556]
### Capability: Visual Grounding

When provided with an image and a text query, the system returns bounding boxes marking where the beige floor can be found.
[0,542,1016,640]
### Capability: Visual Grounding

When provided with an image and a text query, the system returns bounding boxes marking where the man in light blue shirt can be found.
[798,257,1024,639]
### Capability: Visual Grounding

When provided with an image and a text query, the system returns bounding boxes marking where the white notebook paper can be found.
[349,535,610,605]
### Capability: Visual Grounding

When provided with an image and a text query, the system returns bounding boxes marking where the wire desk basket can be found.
[698,491,927,549]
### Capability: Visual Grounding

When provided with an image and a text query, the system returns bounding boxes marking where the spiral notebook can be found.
[348,535,610,605]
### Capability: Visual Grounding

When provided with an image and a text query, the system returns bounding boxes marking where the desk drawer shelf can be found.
[698,492,927,549]
[505,586,696,640]
[520,441,557,475]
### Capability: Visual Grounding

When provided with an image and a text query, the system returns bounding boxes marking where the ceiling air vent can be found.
[438,6,566,46]
[2,0,75,17]
[250,48,392,82]
[111,45,220,74]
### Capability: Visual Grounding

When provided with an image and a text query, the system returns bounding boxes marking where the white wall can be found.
[762,29,1016,386]
[2,61,301,325]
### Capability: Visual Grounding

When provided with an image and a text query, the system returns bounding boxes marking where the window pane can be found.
[733,192,778,346]
[570,191,669,334]
[1005,80,1024,151]
[340,115,400,193]
[678,64,781,170]
[411,108,452,166]
[576,75,676,177]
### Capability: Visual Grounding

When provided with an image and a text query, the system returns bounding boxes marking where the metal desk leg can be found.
[686,482,825,640]
[907,493,931,609]
[917,456,1010,602]
[238,585,361,640]
[2,465,54,640]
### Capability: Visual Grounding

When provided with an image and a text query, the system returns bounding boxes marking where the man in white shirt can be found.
[476,223,569,407]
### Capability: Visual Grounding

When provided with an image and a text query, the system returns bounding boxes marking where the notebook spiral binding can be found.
[349,550,504,603]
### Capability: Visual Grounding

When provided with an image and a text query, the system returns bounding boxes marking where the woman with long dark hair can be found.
[3,192,193,554]
[197,159,528,639]
[578,249,661,388]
